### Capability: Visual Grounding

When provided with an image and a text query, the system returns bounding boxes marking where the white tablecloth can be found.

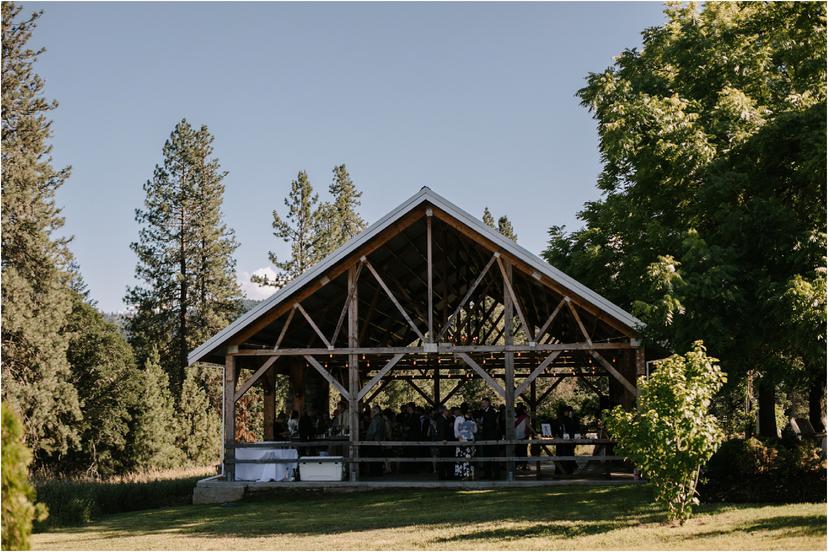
[235,447,299,482]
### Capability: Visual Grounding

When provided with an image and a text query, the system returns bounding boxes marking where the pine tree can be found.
[175,365,221,467]
[125,119,242,394]
[482,207,517,241]
[316,164,366,257]
[127,349,182,471]
[59,292,141,477]
[252,171,322,288]
[1,3,81,457]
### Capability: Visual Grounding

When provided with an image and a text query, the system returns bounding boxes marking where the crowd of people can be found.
[274,397,584,480]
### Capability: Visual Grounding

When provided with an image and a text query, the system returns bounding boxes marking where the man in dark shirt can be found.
[433,405,454,480]
[479,398,499,479]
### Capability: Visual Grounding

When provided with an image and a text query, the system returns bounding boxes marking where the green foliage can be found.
[605,342,726,524]
[2,404,48,550]
[1,2,82,458]
[316,164,367,257]
[126,350,182,471]
[125,119,242,393]
[175,365,221,467]
[544,2,827,436]
[700,437,827,503]
[33,470,210,530]
[482,207,517,241]
[48,293,142,478]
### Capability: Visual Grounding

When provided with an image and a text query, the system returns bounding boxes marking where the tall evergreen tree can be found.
[126,349,181,471]
[482,207,517,241]
[60,293,141,477]
[1,3,81,457]
[175,365,221,467]
[252,171,322,288]
[316,164,366,257]
[125,119,242,393]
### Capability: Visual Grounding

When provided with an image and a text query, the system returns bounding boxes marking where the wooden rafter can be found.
[234,355,280,402]
[536,297,567,343]
[439,252,499,340]
[514,351,562,398]
[331,261,363,347]
[590,350,638,396]
[496,255,534,342]
[296,303,333,349]
[426,212,434,341]
[456,352,505,398]
[566,298,593,347]
[363,257,426,342]
[402,377,434,405]
[364,379,391,404]
[304,355,350,399]
[273,306,296,350]
[358,353,406,401]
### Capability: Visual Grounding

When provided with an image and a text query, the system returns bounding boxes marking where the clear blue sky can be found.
[26,1,667,312]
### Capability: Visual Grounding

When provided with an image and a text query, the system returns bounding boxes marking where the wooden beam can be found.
[272,306,296,350]
[536,297,566,343]
[430,207,638,338]
[514,351,562,398]
[497,255,533,342]
[438,252,498,340]
[363,258,426,342]
[566,298,593,347]
[234,341,635,356]
[402,377,435,405]
[223,355,236,481]
[229,208,425,347]
[295,302,333,349]
[536,376,565,406]
[439,378,466,406]
[364,378,391,404]
[347,265,360,482]
[234,355,280,402]
[426,211,434,341]
[304,355,350,399]
[358,353,406,401]
[591,350,638,397]
[456,352,505,398]
[331,261,363,347]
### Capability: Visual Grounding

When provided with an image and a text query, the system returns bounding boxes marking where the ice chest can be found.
[298,456,343,481]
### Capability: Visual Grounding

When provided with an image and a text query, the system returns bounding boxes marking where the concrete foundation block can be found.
[193,484,246,504]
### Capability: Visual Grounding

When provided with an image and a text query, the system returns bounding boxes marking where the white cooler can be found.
[298,456,343,481]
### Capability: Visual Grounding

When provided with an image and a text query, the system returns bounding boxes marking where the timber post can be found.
[263,366,275,440]
[223,353,236,481]
[503,257,516,482]
[347,264,360,481]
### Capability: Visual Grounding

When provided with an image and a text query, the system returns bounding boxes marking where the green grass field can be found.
[33,485,826,550]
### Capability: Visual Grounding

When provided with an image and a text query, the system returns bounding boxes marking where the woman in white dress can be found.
[454,403,477,480]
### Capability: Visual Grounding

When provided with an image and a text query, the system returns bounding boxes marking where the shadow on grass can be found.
[55,485,663,541]
[686,514,827,541]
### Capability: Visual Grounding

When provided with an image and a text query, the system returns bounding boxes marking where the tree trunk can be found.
[757,377,777,438]
[808,377,826,433]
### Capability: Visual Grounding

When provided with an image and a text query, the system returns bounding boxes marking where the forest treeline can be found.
[1,1,825,482]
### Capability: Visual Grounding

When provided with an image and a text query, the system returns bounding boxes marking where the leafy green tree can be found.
[125,119,242,394]
[58,293,141,477]
[126,349,182,471]
[1,2,81,458]
[175,365,221,467]
[1,403,48,550]
[605,342,726,524]
[544,2,826,437]
[252,170,322,288]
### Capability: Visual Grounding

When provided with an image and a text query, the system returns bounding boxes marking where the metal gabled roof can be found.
[188,187,643,365]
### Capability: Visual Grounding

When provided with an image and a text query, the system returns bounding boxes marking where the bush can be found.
[33,466,216,530]
[605,341,726,524]
[699,436,827,503]
[2,404,48,550]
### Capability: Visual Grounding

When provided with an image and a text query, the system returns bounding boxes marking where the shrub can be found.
[33,466,216,530]
[605,341,726,524]
[2,404,48,549]
[699,436,827,503]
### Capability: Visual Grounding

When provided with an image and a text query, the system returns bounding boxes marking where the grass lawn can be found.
[33,484,826,550]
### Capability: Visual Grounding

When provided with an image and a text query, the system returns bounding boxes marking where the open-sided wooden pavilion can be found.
[190,187,647,486]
